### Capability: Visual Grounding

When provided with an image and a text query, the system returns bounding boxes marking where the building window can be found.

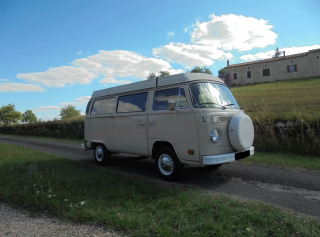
[265,64,268,67]
[233,73,237,80]
[247,71,251,78]
[248,67,250,70]
[291,60,293,63]
[234,69,236,72]
[287,65,297,73]
[262,68,270,77]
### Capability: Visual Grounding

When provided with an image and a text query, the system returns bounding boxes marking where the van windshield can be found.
[190,82,239,109]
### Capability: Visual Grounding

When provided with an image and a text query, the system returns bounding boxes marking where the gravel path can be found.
[0,203,126,237]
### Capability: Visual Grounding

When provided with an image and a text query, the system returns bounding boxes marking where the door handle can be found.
[138,122,145,125]
[149,121,155,125]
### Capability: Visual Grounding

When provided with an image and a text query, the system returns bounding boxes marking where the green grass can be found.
[0,143,319,236]
[231,76,320,119]
[239,152,320,172]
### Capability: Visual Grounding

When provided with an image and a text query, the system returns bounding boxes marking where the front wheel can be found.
[155,147,181,181]
[94,144,111,165]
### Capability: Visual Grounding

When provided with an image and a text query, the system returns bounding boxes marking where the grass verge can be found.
[0,143,319,236]
[239,152,320,172]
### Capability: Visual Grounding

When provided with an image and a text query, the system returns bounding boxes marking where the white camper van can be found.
[82,73,254,180]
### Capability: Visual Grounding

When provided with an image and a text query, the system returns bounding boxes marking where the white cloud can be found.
[60,96,91,107]
[77,51,82,55]
[75,96,91,105]
[191,14,277,51]
[0,83,46,92]
[0,79,9,82]
[34,106,61,112]
[153,42,233,67]
[17,66,99,87]
[73,50,184,85]
[240,45,320,61]
[99,77,132,85]
[167,31,175,38]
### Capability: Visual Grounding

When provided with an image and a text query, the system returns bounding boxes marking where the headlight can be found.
[210,129,221,144]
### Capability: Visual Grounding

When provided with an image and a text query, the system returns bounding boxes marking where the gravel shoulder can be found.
[0,203,125,237]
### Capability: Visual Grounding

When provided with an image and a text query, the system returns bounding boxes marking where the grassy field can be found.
[0,143,319,236]
[231,76,320,119]
[239,152,320,172]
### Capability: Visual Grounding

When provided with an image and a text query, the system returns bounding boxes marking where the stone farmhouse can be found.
[223,48,320,87]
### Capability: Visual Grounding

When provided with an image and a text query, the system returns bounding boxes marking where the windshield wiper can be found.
[224,103,234,107]
[197,102,216,106]
[197,102,228,110]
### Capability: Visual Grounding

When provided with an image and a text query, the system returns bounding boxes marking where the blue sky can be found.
[1,0,319,120]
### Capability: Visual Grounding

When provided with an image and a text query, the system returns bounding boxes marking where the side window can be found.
[153,87,187,111]
[85,101,92,115]
[117,93,148,113]
[91,98,115,115]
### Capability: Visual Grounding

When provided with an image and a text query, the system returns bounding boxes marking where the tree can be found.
[22,110,37,123]
[60,105,81,119]
[0,104,22,125]
[272,47,282,58]
[159,71,170,77]
[218,67,228,78]
[147,72,157,79]
[190,66,212,74]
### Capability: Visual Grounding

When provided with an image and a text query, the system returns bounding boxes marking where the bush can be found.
[0,116,85,140]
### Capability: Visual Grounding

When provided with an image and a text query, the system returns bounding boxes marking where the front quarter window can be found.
[190,83,239,109]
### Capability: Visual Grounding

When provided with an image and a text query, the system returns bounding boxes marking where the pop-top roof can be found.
[91,73,223,99]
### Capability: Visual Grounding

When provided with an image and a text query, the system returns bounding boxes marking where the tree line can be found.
[0,104,81,125]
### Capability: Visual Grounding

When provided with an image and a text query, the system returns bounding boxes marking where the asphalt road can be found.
[1,135,320,219]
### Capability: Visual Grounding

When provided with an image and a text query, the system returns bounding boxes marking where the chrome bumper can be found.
[203,146,254,165]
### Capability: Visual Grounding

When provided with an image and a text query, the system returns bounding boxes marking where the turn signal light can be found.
[188,150,194,155]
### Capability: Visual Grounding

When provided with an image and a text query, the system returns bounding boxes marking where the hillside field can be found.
[231,76,320,119]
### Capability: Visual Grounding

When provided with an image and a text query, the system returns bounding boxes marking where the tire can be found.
[205,164,222,171]
[155,147,181,181]
[94,144,111,165]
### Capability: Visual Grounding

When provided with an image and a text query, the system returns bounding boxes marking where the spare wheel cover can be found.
[228,114,254,151]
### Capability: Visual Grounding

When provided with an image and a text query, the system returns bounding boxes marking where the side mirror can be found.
[168,100,177,111]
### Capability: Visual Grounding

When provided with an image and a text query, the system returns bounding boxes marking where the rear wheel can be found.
[94,144,111,165]
[155,147,181,181]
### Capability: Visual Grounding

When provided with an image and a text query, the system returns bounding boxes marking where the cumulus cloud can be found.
[60,96,91,107]
[153,43,233,67]
[33,106,61,112]
[17,66,99,87]
[0,79,9,82]
[191,14,277,51]
[73,50,184,86]
[240,45,320,61]
[167,31,175,38]
[75,96,91,105]
[0,83,46,92]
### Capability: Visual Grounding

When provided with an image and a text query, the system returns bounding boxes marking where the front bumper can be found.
[203,146,254,165]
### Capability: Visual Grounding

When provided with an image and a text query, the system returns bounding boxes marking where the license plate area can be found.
[235,150,250,160]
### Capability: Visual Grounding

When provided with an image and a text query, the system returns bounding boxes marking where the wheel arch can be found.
[151,140,180,160]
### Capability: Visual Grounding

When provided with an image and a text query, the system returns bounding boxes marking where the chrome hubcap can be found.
[96,146,104,162]
[158,154,174,175]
